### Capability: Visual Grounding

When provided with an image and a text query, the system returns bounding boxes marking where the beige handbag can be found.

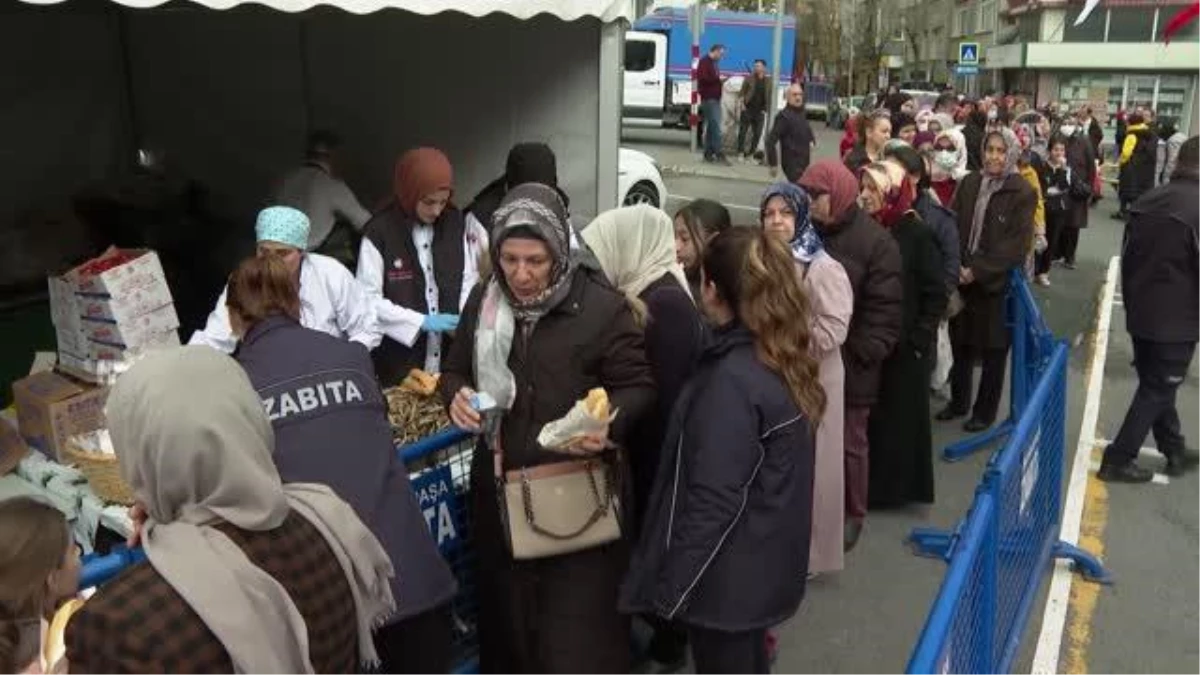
[499,455,622,560]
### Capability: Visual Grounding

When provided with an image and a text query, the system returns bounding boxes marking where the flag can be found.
[1162,2,1200,44]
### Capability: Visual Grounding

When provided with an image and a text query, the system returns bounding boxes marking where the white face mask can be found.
[987,109,998,121]
[935,150,958,169]
[1060,125,1078,137]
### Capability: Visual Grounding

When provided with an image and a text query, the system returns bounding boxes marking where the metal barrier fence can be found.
[79,428,481,674]
[907,274,1112,674]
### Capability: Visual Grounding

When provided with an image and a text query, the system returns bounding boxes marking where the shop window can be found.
[1107,7,1155,42]
[1058,72,1124,134]
[1156,75,1192,122]
[1166,9,1200,41]
[1063,7,1106,42]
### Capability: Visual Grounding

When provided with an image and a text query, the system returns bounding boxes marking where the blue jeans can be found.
[701,99,722,157]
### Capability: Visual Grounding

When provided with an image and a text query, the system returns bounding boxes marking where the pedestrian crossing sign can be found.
[959,42,980,65]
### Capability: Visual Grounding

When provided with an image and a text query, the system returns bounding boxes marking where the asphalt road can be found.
[632,124,1199,673]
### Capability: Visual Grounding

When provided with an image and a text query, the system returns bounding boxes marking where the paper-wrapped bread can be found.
[537,388,617,450]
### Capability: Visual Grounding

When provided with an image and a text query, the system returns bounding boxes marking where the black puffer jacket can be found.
[819,204,904,407]
[1122,170,1200,343]
[619,323,815,631]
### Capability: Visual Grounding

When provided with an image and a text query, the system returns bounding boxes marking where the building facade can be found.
[987,0,1199,135]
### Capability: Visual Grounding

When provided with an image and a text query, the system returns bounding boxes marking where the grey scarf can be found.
[968,128,1021,255]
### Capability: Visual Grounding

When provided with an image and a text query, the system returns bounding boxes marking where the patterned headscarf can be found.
[490,182,575,322]
[760,182,822,263]
[255,206,310,250]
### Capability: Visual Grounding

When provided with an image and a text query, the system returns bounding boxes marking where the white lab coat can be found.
[189,253,381,354]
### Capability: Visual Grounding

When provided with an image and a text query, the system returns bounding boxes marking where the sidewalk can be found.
[622,125,845,185]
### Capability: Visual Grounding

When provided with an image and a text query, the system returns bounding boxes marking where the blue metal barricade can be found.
[77,428,481,674]
[908,290,1112,673]
[942,271,1060,462]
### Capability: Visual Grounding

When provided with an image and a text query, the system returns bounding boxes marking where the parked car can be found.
[618,147,666,208]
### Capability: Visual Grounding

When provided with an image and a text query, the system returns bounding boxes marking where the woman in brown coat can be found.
[938,128,1036,432]
[438,183,655,673]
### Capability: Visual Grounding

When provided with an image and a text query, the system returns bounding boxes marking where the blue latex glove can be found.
[422,313,460,333]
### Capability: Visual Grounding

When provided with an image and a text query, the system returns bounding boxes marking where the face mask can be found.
[1060,125,1078,137]
[987,109,998,121]
[935,150,958,169]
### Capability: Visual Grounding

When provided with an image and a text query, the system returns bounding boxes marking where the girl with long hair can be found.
[673,198,733,297]
[0,498,79,674]
[621,228,823,674]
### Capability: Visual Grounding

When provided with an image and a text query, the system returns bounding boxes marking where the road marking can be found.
[1031,255,1119,674]
[1063,450,1111,674]
[668,193,760,213]
[1093,439,1164,459]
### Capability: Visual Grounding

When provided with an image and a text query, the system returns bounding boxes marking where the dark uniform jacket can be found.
[361,204,466,385]
[66,513,360,673]
[235,315,457,622]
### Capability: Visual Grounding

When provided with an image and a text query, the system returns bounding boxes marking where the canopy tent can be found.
[0,0,628,296]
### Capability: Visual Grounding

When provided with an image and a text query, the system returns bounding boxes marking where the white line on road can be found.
[668,194,760,213]
[1031,255,1120,674]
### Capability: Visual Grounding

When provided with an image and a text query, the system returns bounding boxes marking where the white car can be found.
[618,147,666,208]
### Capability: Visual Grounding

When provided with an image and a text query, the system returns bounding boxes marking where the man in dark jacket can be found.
[233,312,459,671]
[799,159,903,550]
[766,83,817,182]
[698,44,727,164]
[1115,113,1159,220]
[1099,136,1200,483]
[737,59,772,160]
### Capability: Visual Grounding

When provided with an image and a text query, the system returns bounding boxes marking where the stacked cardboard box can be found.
[48,248,181,384]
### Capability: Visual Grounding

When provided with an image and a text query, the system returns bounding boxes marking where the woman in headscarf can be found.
[0,498,80,675]
[858,161,947,509]
[621,228,823,674]
[930,127,969,207]
[1014,123,1049,279]
[797,158,903,552]
[65,347,396,674]
[357,147,488,386]
[938,129,1036,433]
[759,182,852,576]
[438,184,654,673]
[582,204,703,671]
[928,112,956,136]
[673,198,733,297]
[225,254,458,674]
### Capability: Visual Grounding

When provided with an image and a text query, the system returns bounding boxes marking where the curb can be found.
[660,165,770,184]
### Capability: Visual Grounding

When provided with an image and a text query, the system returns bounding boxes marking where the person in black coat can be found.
[621,228,823,674]
[1056,119,1097,267]
[884,143,961,291]
[1116,114,1159,220]
[962,104,988,172]
[1099,136,1200,483]
[224,254,458,674]
[766,83,817,182]
[1035,135,1089,283]
[798,159,903,549]
[580,205,704,671]
[939,129,1036,432]
[858,161,947,508]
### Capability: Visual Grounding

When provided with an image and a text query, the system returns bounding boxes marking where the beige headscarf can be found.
[582,204,693,324]
[106,346,395,674]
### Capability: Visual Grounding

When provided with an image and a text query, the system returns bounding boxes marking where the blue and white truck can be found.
[623,6,835,128]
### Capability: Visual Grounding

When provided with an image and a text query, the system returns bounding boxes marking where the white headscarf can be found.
[932,128,970,182]
[106,346,395,674]
[581,205,692,305]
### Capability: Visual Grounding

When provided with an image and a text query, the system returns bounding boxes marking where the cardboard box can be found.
[88,330,179,361]
[77,286,174,324]
[73,248,167,297]
[48,276,82,330]
[81,304,180,349]
[55,325,90,359]
[56,352,129,386]
[12,371,108,461]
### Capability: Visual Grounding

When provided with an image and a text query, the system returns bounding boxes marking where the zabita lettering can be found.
[262,379,365,421]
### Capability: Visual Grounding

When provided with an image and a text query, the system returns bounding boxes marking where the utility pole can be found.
[765,0,785,136]
[690,1,702,154]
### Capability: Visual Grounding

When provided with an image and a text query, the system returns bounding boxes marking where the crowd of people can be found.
[1,79,1197,672]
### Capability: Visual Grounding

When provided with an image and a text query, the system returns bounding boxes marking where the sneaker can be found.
[1035,274,1051,286]
[1062,261,1077,270]
[1097,462,1154,483]
[1165,449,1200,477]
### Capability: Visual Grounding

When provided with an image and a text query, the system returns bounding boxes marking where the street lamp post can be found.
[765,0,785,137]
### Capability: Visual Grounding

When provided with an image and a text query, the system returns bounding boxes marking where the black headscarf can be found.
[466,143,570,233]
